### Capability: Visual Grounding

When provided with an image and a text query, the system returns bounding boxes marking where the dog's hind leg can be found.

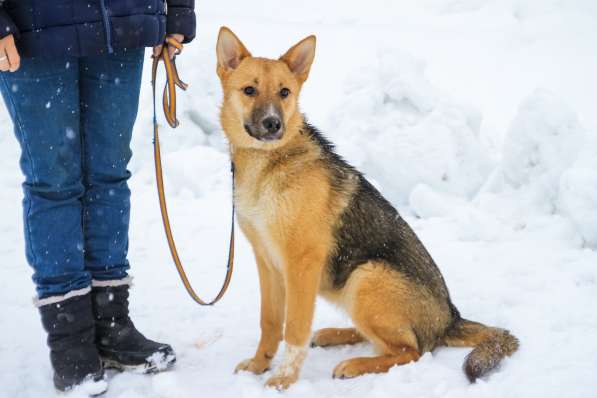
[311,328,365,348]
[332,321,420,379]
[333,349,420,379]
[332,262,424,379]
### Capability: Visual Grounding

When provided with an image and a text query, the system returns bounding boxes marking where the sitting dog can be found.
[215,26,518,390]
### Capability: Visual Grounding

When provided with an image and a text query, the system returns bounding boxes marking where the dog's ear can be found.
[217,27,251,77]
[280,35,316,83]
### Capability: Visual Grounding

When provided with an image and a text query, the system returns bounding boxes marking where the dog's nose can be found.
[262,117,281,134]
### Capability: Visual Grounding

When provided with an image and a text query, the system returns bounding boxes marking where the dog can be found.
[215,26,518,390]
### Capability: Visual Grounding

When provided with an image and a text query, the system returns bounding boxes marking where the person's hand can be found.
[153,34,185,60]
[0,34,20,72]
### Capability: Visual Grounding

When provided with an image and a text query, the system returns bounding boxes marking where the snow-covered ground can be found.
[1,1,597,397]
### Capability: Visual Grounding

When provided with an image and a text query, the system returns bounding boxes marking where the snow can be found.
[499,89,583,193]
[328,50,491,202]
[1,1,597,397]
[66,127,76,140]
[558,135,597,247]
[67,378,108,398]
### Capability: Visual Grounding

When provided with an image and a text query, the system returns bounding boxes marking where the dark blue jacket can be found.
[0,0,195,58]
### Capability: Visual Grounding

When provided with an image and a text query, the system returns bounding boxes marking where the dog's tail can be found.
[442,318,519,382]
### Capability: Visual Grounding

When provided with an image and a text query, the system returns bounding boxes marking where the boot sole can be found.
[102,355,176,374]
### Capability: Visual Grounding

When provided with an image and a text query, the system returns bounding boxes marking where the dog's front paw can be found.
[265,373,298,390]
[264,344,305,389]
[234,357,271,375]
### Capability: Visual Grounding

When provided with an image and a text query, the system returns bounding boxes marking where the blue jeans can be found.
[0,49,144,299]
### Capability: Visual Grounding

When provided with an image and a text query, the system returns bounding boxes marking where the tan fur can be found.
[328,263,452,352]
[216,27,516,389]
[320,262,450,378]
[311,328,365,347]
[333,351,421,379]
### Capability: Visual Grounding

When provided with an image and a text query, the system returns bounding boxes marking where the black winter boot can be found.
[38,291,107,395]
[91,282,176,373]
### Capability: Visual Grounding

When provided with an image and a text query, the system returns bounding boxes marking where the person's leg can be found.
[79,49,144,282]
[0,57,90,299]
[79,49,175,372]
[0,58,106,393]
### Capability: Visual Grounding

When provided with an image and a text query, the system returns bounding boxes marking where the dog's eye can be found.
[280,88,290,98]
[243,86,256,96]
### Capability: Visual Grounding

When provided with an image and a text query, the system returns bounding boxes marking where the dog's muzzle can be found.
[245,106,284,141]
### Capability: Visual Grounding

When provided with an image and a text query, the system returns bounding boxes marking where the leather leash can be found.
[151,37,235,305]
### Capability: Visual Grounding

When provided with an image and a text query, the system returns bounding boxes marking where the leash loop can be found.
[151,38,235,306]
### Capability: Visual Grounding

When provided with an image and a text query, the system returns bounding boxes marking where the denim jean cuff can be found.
[91,276,133,288]
[34,287,91,308]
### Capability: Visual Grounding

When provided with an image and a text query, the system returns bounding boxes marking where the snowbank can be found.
[498,90,583,197]
[482,90,596,246]
[325,51,597,248]
[327,50,491,204]
[558,138,597,247]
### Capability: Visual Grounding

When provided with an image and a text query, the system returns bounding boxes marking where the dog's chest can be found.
[235,169,288,270]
